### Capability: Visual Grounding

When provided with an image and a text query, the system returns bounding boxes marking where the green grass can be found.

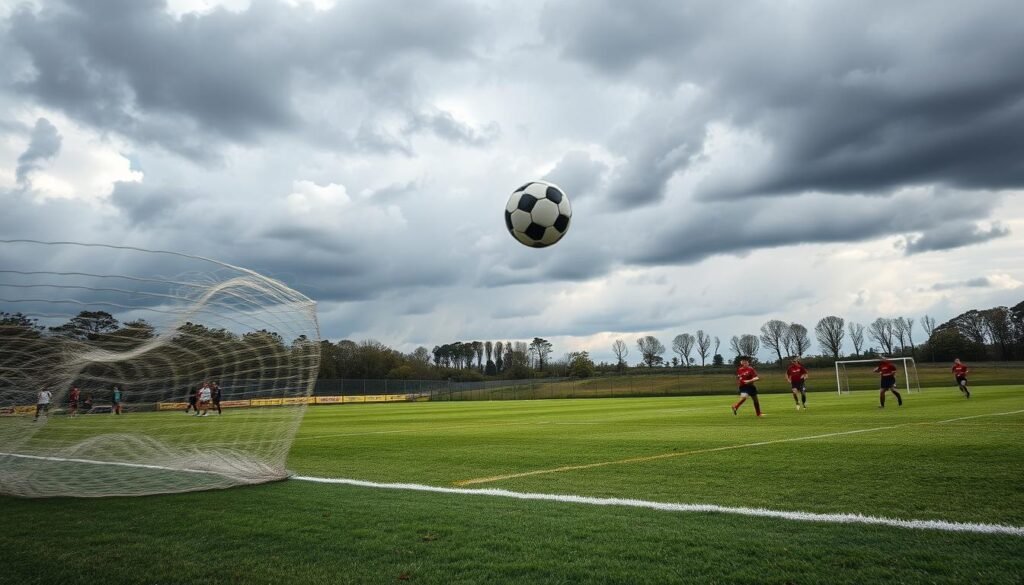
[441,361,1024,400]
[3,385,1024,584]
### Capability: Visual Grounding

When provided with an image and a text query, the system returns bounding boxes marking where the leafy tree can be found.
[636,336,665,367]
[494,341,504,373]
[921,315,937,361]
[815,316,845,358]
[49,311,120,341]
[529,338,553,371]
[712,353,724,366]
[567,351,595,378]
[672,333,695,367]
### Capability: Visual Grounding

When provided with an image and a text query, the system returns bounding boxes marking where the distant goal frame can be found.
[834,357,920,395]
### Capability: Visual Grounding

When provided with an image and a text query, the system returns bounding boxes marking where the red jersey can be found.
[952,363,969,377]
[786,364,808,383]
[876,361,897,376]
[737,365,758,387]
[69,388,80,402]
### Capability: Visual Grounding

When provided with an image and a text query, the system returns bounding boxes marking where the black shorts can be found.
[739,384,758,396]
[955,375,967,385]
[791,380,805,391]
[881,375,896,389]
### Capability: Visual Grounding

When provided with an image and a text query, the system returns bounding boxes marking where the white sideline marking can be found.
[293,475,1024,537]
[0,452,219,474]
[455,409,1024,486]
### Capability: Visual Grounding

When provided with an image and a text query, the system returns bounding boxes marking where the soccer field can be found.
[4,386,1023,584]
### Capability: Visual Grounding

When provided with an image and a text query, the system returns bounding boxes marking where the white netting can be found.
[834,358,921,395]
[0,240,320,497]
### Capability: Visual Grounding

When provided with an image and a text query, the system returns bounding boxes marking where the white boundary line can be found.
[293,475,1024,537]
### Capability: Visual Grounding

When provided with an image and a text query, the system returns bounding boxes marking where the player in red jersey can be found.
[873,358,903,408]
[786,357,808,410]
[731,358,764,417]
[951,358,970,398]
[68,386,80,417]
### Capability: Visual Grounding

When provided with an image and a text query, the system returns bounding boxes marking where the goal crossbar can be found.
[834,357,918,395]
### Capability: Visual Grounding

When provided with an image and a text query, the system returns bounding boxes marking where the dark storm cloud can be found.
[15,117,61,186]
[902,222,1010,255]
[929,277,994,291]
[542,0,1024,205]
[543,150,608,199]
[6,0,490,159]
[629,190,1003,266]
[109,181,194,225]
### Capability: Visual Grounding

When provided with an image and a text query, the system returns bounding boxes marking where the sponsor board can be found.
[158,402,189,411]
[281,397,314,405]
[385,394,411,402]
[219,400,251,408]
[342,396,365,403]
[15,405,37,415]
[315,396,345,404]
[250,398,283,407]
[362,395,386,403]
[0,406,17,416]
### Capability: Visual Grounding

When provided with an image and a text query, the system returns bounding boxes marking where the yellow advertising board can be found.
[362,395,386,403]
[15,405,37,415]
[315,396,345,404]
[281,397,314,405]
[385,394,411,402]
[341,396,365,403]
[250,398,283,407]
[158,402,188,411]
[219,400,251,408]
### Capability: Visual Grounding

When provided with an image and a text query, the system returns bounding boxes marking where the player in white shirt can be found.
[197,382,212,417]
[34,389,53,421]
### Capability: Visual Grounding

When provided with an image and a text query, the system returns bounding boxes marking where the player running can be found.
[952,358,970,398]
[186,385,199,414]
[69,386,80,417]
[211,381,222,415]
[731,358,764,417]
[197,382,212,417]
[873,358,903,408]
[34,389,52,421]
[786,357,808,410]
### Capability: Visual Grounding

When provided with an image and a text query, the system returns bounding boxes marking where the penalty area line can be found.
[292,475,1024,537]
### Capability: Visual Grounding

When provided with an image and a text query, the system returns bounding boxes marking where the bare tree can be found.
[695,330,712,366]
[494,341,504,372]
[611,339,629,371]
[848,322,866,355]
[636,336,666,367]
[814,316,845,358]
[714,336,721,357]
[892,317,909,354]
[673,333,695,367]
[738,334,760,359]
[904,317,916,356]
[759,320,789,363]
[788,323,811,357]
[921,315,936,339]
[868,318,895,355]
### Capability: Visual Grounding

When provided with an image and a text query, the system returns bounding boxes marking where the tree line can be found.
[4,298,1022,386]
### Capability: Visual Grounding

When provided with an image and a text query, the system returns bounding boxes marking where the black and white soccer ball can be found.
[504,181,572,248]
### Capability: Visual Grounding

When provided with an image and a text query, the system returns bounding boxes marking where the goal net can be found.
[834,357,921,395]
[0,240,320,497]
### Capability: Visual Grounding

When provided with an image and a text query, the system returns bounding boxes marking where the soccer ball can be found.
[504,181,572,248]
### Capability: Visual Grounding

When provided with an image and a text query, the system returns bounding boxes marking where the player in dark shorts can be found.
[731,358,764,417]
[186,385,199,414]
[952,358,970,398]
[873,358,903,408]
[211,381,222,415]
[69,386,80,417]
[786,357,808,410]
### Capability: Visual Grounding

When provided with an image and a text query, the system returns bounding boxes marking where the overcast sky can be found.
[2,0,1023,364]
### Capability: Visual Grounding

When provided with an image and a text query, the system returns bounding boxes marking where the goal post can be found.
[834,357,921,395]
